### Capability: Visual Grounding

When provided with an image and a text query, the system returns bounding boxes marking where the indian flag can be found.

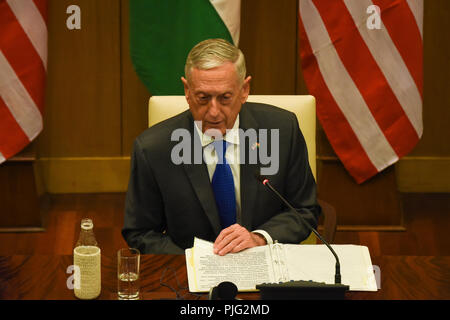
[130,0,241,95]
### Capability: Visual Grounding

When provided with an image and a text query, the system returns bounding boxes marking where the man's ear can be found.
[240,75,252,104]
[181,76,190,104]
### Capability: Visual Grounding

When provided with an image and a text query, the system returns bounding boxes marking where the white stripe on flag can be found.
[406,0,423,39]
[209,0,241,45]
[6,0,48,70]
[344,0,423,138]
[0,151,5,164]
[299,0,398,171]
[0,50,43,140]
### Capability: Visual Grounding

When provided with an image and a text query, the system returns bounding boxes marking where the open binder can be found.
[185,238,378,293]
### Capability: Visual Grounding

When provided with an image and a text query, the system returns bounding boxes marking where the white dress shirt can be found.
[194,115,273,245]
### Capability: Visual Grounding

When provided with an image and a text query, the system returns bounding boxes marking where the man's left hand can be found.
[213,224,267,256]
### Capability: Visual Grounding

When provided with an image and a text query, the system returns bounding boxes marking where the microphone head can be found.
[254,172,269,185]
[217,281,238,300]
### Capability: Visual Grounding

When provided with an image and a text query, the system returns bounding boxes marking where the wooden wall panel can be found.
[394,0,450,191]
[120,0,151,156]
[38,0,122,157]
[318,162,404,230]
[410,0,450,157]
[240,0,297,94]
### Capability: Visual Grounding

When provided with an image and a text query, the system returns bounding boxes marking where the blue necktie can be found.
[211,140,236,229]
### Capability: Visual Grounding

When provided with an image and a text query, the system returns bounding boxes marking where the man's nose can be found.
[207,98,221,117]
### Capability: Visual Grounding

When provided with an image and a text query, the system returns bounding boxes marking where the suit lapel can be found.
[181,114,222,236]
[239,104,261,231]
[184,162,222,236]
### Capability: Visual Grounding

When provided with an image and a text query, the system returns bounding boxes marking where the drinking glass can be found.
[117,248,140,300]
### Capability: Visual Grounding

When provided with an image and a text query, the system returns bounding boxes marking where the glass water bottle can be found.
[73,218,101,299]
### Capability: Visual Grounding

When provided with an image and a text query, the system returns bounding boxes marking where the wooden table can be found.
[0,255,449,300]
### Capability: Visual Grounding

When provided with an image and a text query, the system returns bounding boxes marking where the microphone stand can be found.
[255,174,349,300]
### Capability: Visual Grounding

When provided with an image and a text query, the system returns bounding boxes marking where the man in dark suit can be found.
[122,39,320,255]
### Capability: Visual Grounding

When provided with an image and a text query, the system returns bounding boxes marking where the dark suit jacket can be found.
[122,102,321,254]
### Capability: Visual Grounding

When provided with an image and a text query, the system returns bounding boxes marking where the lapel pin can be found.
[251,142,260,150]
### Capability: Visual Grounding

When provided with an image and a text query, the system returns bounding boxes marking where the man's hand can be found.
[213,224,267,256]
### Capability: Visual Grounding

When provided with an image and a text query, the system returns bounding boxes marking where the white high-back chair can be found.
[148,95,326,244]
[148,95,316,179]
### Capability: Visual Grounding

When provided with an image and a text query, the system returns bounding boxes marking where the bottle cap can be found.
[81,218,93,230]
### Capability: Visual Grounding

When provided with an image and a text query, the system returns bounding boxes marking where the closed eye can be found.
[197,94,211,104]
[219,94,232,104]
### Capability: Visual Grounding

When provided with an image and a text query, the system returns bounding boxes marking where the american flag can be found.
[0,0,47,163]
[299,0,423,183]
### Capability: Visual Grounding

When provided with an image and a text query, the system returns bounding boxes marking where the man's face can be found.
[182,62,251,136]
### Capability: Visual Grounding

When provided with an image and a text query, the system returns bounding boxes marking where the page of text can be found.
[187,238,275,292]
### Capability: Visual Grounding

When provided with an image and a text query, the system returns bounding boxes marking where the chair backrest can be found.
[148,95,316,179]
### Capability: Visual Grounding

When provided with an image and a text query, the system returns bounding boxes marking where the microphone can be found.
[209,281,238,300]
[255,173,349,299]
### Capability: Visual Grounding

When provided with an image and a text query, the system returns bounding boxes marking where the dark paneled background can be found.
[35,0,450,228]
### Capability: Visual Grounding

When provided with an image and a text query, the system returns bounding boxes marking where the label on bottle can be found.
[73,246,101,299]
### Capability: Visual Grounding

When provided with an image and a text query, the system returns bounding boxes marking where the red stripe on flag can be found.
[0,2,46,115]
[373,0,423,98]
[0,97,30,159]
[32,0,48,24]
[312,0,419,159]
[298,12,378,183]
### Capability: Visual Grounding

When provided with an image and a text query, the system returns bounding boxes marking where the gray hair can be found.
[184,38,246,84]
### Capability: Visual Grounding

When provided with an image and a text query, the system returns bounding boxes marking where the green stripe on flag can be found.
[130,0,234,95]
